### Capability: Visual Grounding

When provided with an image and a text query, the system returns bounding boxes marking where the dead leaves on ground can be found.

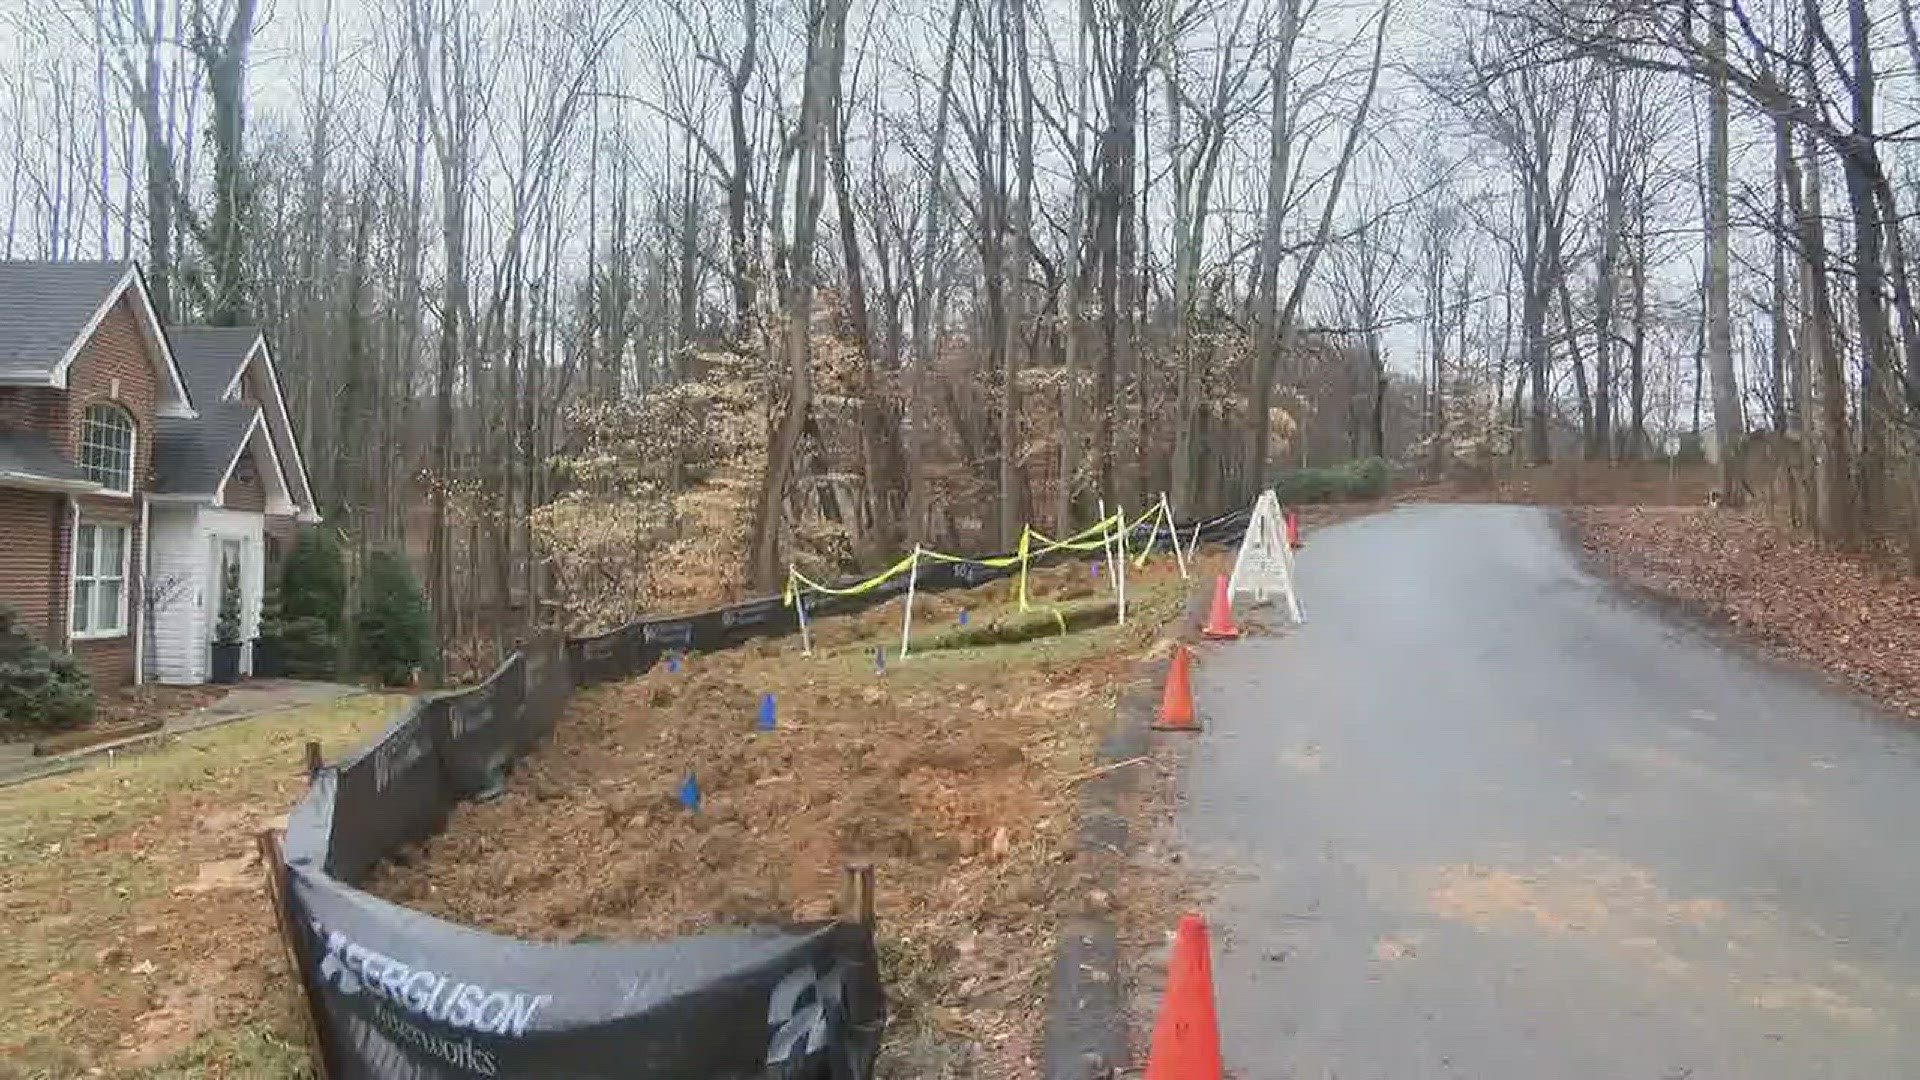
[1579,507,1920,718]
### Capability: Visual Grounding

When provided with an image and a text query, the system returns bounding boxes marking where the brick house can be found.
[0,262,319,688]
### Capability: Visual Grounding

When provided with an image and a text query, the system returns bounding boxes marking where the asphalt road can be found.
[1179,504,1920,1079]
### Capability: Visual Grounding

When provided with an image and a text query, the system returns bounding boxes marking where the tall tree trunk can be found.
[1055,0,1091,532]
[195,0,259,324]
[1628,217,1648,459]
[1246,0,1388,489]
[1522,186,1552,463]
[1092,1,1143,506]
[1793,119,1855,541]
[1594,175,1622,458]
[749,0,850,590]
[907,0,965,542]
[725,0,761,336]
[1770,120,1791,438]
[830,70,907,554]
[998,0,1034,548]
[1245,0,1297,498]
[1704,3,1744,502]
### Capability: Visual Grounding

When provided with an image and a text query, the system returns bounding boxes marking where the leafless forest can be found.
[5,0,1919,674]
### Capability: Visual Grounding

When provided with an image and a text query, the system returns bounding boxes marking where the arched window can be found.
[78,403,134,494]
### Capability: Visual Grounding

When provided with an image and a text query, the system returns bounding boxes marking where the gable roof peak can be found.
[0,260,194,418]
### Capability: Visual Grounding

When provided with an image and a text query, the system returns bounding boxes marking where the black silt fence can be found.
[272,509,1252,1078]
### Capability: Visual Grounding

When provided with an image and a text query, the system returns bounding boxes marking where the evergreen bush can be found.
[1272,456,1391,504]
[357,550,428,686]
[275,529,346,678]
[0,603,94,731]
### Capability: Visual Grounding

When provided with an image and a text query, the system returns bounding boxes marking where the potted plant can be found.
[210,557,246,684]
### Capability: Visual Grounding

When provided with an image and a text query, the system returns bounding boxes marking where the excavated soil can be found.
[364,560,1195,1077]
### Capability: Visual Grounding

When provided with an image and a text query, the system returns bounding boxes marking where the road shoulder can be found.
[1573,505,1920,723]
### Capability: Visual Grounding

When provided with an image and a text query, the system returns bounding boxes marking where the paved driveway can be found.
[1181,504,1920,1078]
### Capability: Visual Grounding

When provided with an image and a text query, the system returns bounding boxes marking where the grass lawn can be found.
[0,693,400,1080]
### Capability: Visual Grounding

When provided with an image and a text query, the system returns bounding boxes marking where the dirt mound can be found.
[364,566,1197,1075]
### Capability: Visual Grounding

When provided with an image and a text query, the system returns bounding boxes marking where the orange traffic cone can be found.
[1284,508,1303,549]
[1143,912,1223,1080]
[1153,646,1198,731]
[1200,575,1240,640]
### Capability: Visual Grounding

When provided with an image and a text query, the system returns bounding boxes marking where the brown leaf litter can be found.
[1578,507,1920,720]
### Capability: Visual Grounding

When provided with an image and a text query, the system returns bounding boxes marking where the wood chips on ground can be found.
[364,562,1196,1078]
[1578,506,1920,719]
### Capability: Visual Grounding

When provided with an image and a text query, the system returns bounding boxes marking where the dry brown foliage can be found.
[1579,506,1920,719]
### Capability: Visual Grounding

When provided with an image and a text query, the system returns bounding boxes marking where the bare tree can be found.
[748,0,852,590]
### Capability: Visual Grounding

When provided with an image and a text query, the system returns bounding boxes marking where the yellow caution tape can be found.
[784,501,1177,614]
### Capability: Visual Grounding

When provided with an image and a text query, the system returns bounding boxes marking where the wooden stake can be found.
[256,830,334,1079]
[303,741,323,778]
[844,862,876,928]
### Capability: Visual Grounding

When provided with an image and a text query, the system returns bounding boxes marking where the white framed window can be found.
[78,403,135,494]
[71,521,130,638]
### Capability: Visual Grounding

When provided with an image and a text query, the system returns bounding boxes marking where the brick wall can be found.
[0,294,165,688]
[61,295,162,688]
[64,295,160,482]
[224,442,268,512]
[0,489,64,644]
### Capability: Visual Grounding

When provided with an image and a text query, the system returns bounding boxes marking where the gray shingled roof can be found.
[151,403,258,497]
[166,326,260,405]
[0,262,136,381]
[0,431,94,488]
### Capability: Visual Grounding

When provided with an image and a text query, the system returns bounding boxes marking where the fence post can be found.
[255,829,335,1080]
[794,579,813,657]
[844,862,876,928]
[1162,493,1190,579]
[899,547,921,660]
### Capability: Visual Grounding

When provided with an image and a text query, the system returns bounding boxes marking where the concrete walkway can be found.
[1181,504,1920,1079]
[0,679,363,786]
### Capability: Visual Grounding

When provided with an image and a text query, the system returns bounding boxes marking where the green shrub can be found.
[215,558,244,645]
[274,529,345,677]
[1272,467,1344,504]
[276,615,338,678]
[1341,456,1390,499]
[0,603,94,731]
[1272,456,1390,504]
[356,550,429,686]
[282,530,347,627]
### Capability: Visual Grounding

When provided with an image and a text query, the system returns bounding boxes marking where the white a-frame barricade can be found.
[1227,489,1304,624]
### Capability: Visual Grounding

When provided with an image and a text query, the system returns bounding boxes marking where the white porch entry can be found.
[147,507,264,684]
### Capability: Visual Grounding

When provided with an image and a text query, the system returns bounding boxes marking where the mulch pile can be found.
[364,561,1193,1078]
[1577,506,1920,719]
